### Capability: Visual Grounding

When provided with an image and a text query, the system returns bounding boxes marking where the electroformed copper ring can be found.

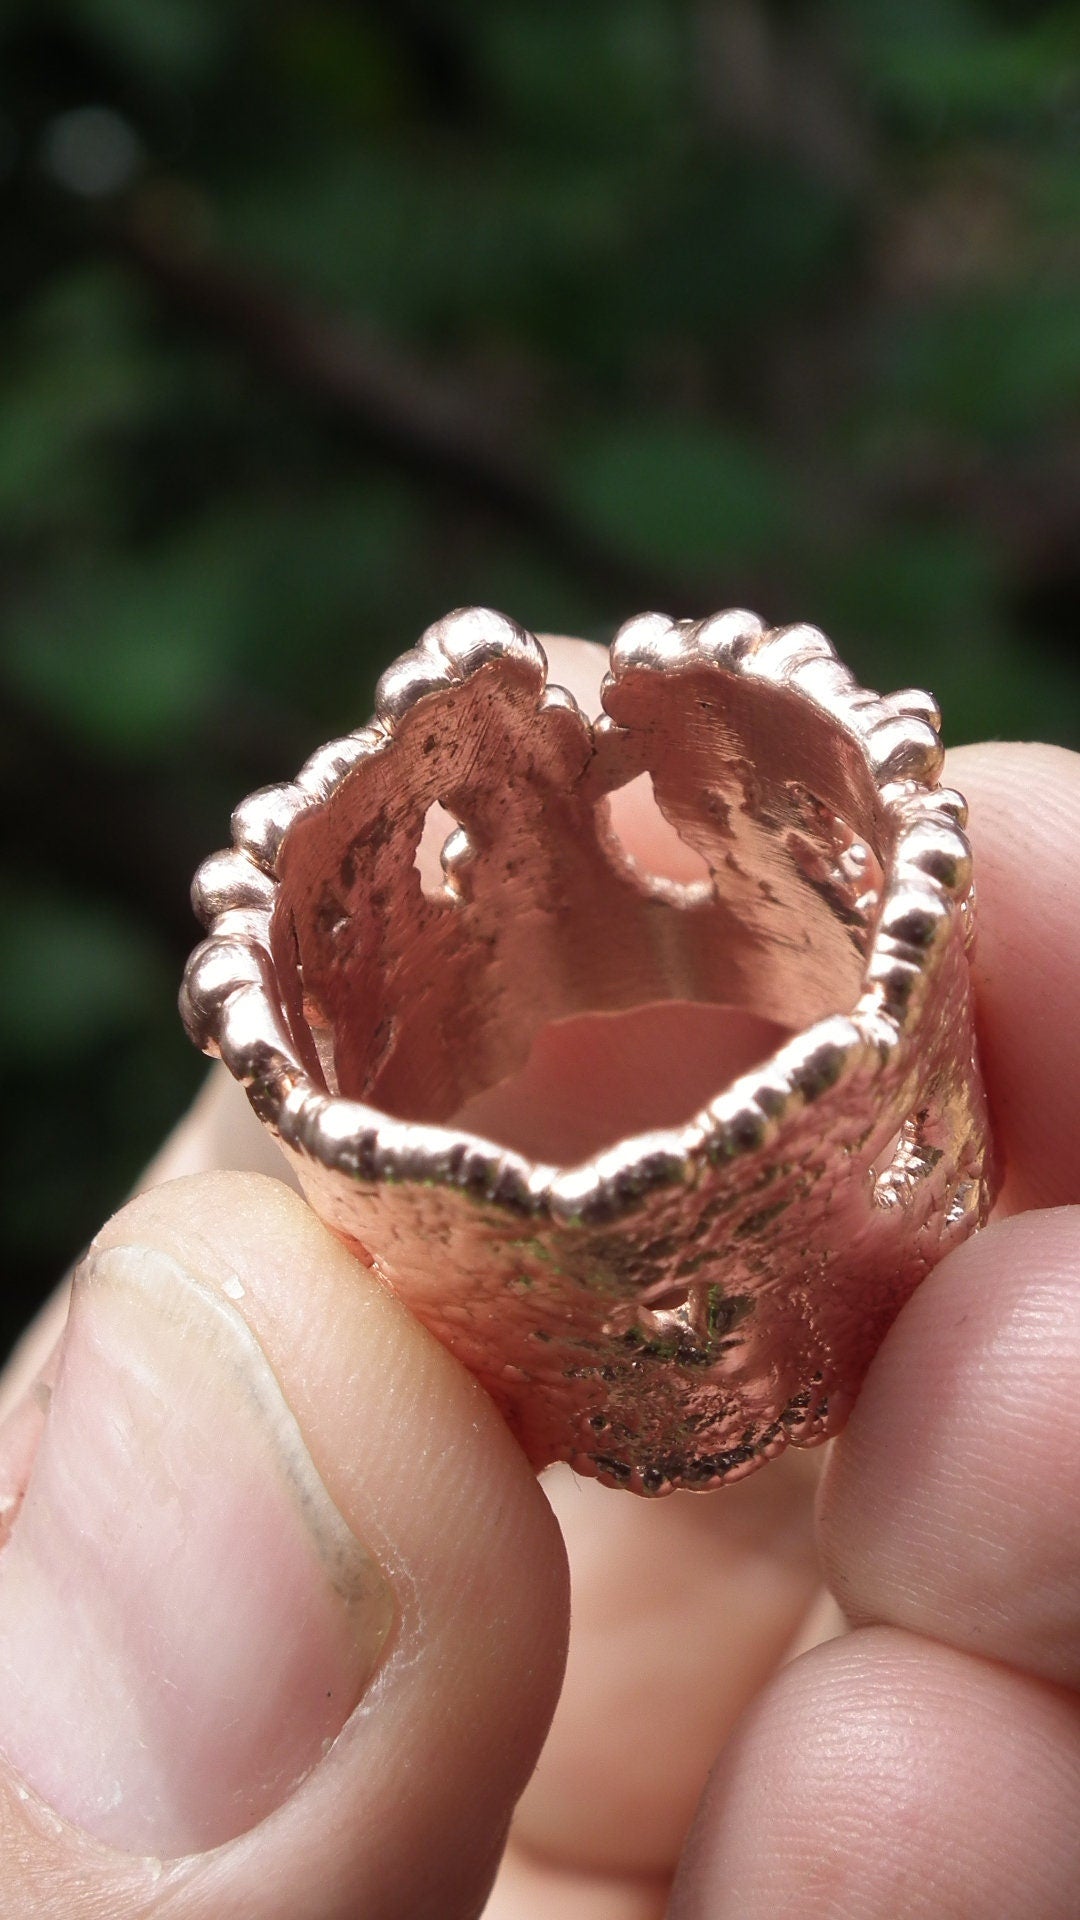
[181,608,997,1495]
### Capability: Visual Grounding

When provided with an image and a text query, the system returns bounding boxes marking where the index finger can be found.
[948,741,1080,1212]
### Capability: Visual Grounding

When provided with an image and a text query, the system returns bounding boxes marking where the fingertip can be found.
[0,1171,569,1917]
[947,740,1080,1210]
[817,1206,1080,1689]
[670,1627,1080,1919]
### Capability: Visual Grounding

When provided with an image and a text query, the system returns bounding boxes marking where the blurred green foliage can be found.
[0,0,1077,1341]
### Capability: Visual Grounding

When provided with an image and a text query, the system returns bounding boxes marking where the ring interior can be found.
[272,664,887,1153]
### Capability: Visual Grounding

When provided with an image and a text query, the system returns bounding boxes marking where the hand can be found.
[0,639,1076,1919]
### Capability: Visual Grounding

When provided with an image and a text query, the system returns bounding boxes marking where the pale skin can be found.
[0,637,1078,1917]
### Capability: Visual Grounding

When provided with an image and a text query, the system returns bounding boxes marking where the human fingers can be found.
[500,706,1080,1875]
[514,719,1080,1910]
[947,740,1080,1212]
[668,1625,1080,1919]
[0,1068,288,1427]
[692,1203,1080,1914]
[0,1173,568,1919]
[508,1455,827,1877]
[482,1843,667,1920]
[819,1207,1080,1687]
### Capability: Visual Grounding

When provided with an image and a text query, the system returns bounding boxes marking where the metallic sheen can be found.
[182,608,997,1494]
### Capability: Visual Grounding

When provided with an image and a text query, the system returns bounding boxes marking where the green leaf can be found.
[0,883,168,1062]
[806,523,1076,743]
[473,0,686,150]
[555,418,796,572]
[841,0,1080,130]
[65,0,228,86]
[880,289,1080,440]
[266,6,413,128]
[0,267,161,532]
[224,142,632,337]
[1,525,251,753]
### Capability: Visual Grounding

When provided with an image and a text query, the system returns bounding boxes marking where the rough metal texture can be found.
[182,608,997,1494]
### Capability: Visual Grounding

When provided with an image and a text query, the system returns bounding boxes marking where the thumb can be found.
[0,1172,569,1919]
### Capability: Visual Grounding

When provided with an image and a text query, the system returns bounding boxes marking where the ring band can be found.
[182,608,997,1494]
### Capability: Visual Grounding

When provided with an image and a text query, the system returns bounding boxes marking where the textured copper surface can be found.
[182,609,997,1494]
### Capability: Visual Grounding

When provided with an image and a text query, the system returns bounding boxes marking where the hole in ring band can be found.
[272,654,889,1168]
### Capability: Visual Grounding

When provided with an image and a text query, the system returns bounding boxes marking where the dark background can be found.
[1,0,1077,1354]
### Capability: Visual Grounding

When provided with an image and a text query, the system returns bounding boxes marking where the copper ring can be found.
[181,608,997,1495]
